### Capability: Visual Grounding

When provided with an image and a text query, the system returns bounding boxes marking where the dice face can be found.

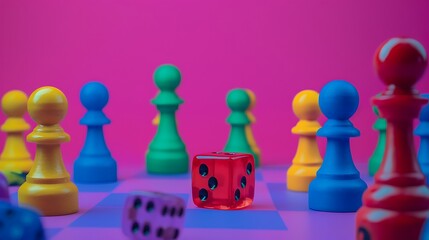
[0,201,45,240]
[192,152,255,210]
[122,192,185,240]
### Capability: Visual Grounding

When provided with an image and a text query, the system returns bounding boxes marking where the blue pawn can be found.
[416,94,429,183]
[308,80,367,212]
[74,82,117,183]
[0,201,45,240]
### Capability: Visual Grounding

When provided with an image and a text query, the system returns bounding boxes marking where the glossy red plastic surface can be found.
[192,152,255,210]
[356,38,429,240]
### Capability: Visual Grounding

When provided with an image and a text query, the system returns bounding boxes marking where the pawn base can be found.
[309,177,367,212]
[146,149,189,174]
[287,164,320,192]
[18,181,78,216]
[74,155,117,183]
[356,207,428,240]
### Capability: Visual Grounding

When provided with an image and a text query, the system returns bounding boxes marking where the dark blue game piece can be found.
[74,82,117,183]
[0,172,9,201]
[308,80,367,212]
[415,93,429,183]
[0,201,45,240]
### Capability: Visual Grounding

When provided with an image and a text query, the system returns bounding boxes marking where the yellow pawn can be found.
[245,89,261,166]
[287,90,322,192]
[0,90,33,173]
[18,87,78,216]
[152,113,160,126]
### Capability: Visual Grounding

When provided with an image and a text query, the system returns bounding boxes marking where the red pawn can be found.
[356,38,429,240]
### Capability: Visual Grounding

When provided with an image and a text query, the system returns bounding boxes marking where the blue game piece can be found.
[0,201,45,240]
[74,82,117,183]
[308,80,367,212]
[415,93,429,183]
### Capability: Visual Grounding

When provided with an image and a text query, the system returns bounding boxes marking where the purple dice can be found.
[122,191,186,240]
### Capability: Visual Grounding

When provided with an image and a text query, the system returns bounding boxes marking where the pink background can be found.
[1,0,429,167]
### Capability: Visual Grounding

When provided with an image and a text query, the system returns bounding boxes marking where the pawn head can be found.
[319,80,359,120]
[420,94,429,121]
[227,89,250,111]
[28,87,68,126]
[80,82,109,111]
[1,90,28,117]
[292,90,321,121]
[245,89,256,111]
[375,37,427,89]
[153,64,181,91]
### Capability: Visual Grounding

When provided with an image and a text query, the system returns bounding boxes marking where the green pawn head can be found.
[154,64,181,91]
[152,64,183,105]
[226,89,251,125]
[227,89,251,112]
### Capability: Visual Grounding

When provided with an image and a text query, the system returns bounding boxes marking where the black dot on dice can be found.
[178,207,184,217]
[131,222,139,233]
[208,177,218,190]
[246,163,252,175]
[241,176,247,188]
[146,201,155,212]
[142,223,151,236]
[173,229,180,239]
[157,227,164,237]
[170,207,176,217]
[199,189,208,201]
[199,164,209,177]
[162,206,168,216]
[133,198,142,209]
[234,189,240,201]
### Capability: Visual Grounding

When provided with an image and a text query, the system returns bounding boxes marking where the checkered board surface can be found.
[9,164,372,240]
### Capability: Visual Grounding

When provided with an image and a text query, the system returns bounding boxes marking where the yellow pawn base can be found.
[18,181,78,216]
[287,164,320,192]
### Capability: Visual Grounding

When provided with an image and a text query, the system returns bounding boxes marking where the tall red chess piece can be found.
[356,38,429,240]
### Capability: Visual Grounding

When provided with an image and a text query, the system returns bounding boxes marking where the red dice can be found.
[192,152,255,210]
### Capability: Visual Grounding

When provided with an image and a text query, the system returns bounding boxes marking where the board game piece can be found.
[416,93,429,182]
[356,37,429,240]
[308,80,367,212]
[0,201,45,240]
[192,152,255,210]
[287,90,322,192]
[74,82,117,183]
[245,89,261,166]
[224,89,258,162]
[18,86,79,216]
[122,191,186,240]
[0,172,9,201]
[368,105,387,176]
[152,114,160,126]
[0,90,33,175]
[1,170,26,186]
[146,64,189,174]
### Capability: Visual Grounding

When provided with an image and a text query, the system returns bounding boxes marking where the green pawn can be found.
[224,89,259,165]
[146,64,189,174]
[368,106,387,176]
